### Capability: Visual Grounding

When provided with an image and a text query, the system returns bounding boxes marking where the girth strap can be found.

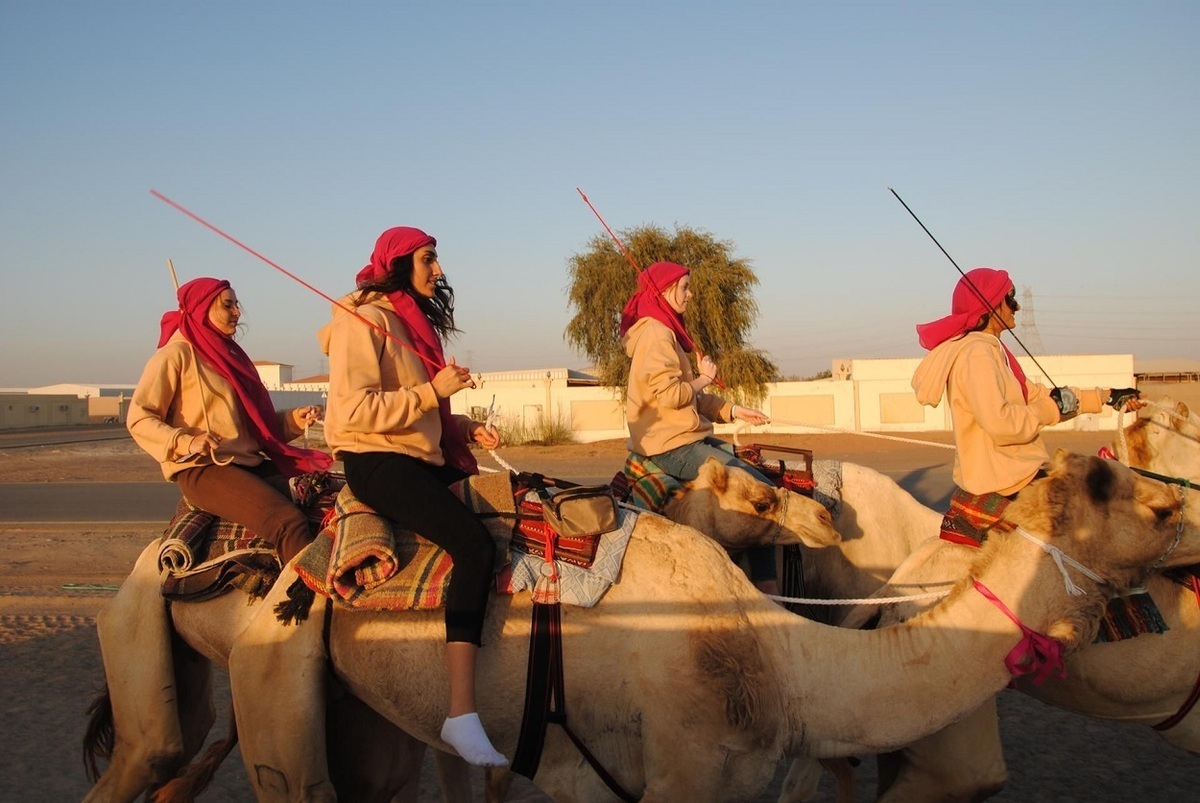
[511,601,637,802]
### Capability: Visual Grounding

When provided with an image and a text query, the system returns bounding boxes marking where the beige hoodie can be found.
[126,332,300,480]
[317,292,471,464]
[622,317,732,456]
[912,332,1103,496]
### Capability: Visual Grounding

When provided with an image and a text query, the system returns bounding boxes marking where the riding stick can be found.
[888,187,1058,386]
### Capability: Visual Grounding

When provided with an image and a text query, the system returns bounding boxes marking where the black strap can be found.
[511,602,559,776]
[511,601,637,802]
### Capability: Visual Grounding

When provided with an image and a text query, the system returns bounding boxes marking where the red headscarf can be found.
[618,261,695,353]
[356,227,478,475]
[916,267,1028,400]
[158,277,333,477]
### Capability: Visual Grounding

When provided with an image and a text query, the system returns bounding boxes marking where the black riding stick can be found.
[888,188,1059,387]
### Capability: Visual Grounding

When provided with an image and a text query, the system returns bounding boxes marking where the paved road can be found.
[0,481,180,522]
[0,424,130,449]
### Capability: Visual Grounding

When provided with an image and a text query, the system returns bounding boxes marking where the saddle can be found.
[509,472,618,569]
[278,470,627,621]
[157,470,343,603]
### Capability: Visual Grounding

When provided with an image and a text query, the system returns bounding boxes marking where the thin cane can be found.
[575,188,728,390]
[888,188,1059,387]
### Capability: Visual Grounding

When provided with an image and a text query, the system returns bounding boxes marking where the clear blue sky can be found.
[2,1,1196,386]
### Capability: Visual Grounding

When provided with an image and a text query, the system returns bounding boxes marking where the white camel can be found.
[81,460,837,802]
[218,452,1193,802]
[826,397,1200,801]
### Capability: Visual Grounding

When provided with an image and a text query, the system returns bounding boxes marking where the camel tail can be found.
[149,703,239,803]
[82,685,115,782]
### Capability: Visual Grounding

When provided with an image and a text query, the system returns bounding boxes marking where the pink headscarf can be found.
[158,277,333,478]
[618,261,695,353]
[916,267,1028,400]
[356,227,478,475]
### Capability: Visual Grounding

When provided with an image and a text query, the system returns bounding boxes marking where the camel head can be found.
[1124,396,1200,483]
[1004,450,1189,585]
[664,457,840,551]
[975,451,1185,651]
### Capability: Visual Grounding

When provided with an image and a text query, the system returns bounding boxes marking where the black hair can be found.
[355,252,460,342]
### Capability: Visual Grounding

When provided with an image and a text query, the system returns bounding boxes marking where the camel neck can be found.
[760,533,1102,758]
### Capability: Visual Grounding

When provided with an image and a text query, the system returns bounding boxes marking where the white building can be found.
[277,354,1142,443]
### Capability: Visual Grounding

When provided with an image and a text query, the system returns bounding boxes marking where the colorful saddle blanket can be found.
[292,472,515,611]
[938,487,1016,545]
[620,452,684,512]
[157,470,343,602]
[288,471,633,614]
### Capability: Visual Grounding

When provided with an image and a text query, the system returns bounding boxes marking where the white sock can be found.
[441,712,509,768]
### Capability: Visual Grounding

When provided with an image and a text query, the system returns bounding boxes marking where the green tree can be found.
[565,224,777,403]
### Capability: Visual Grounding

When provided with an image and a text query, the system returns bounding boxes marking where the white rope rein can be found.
[737,418,957,450]
[1012,525,1105,596]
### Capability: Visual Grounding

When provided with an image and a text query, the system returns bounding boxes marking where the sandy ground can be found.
[3,432,1199,800]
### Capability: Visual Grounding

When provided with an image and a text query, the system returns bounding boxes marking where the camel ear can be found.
[697,457,729,494]
[1048,448,1070,474]
[1175,401,1192,431]
[1084,456,1117,504]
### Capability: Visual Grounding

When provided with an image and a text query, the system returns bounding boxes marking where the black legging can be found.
[342,451,496,646]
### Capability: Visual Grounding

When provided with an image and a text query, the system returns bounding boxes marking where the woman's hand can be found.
[732,405,770,426]
[432,357,475,398]
[470,422,501,450]
[692,355,719,392]
[1106,388,1146,412]
[183,431,221,457]
[290,405,323,429]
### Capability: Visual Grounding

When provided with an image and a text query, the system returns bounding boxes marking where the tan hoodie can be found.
[622,317,733,457]
[317,292,471,464]
[912,331,1103,496]
[126,332,301,480]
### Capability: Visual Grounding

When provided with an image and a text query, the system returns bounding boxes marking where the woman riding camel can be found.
[127,277,332,566]
[620,260,779,590]
[912,267,1144,542]
[318,226,507,768]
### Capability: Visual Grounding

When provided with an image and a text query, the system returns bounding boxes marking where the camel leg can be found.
[777,757,857,803]
[325,690,434,803]
[482,765,514,803]
[433,751,478,802]
[877,698,1007,803]
[777,757,823,802]
[85,542,213,803]
[228,577,335,802]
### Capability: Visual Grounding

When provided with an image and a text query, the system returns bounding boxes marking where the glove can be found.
[1106,387,1140,410]
[1050,387,1079,417]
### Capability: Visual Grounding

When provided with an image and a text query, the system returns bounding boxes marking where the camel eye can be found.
[753,500,773,515]
[1153,505,1176,524]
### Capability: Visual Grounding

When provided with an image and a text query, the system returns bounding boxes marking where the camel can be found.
[81,459,836,802]
[821,397,1200,801]
[216,452,1193,802]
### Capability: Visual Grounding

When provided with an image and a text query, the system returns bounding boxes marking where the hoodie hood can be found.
[318,292,391,356]
[911,332,992,406]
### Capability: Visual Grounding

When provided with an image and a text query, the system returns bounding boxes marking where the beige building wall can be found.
[255,354,1144,443]
[0,395,89,429]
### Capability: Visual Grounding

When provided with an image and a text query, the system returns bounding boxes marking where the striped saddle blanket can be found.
[289,471,633,614]
[157,470,343,602]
